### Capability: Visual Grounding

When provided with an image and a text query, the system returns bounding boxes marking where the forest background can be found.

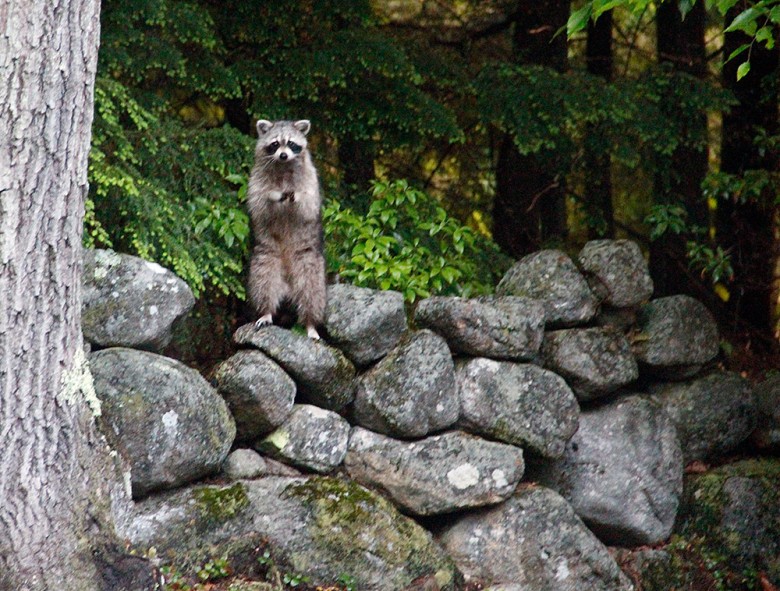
[86,0,780,371]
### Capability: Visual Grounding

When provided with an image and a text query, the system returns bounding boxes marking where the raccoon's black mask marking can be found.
[288,141,303,154]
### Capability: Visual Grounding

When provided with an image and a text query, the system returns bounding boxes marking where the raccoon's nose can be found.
[279,152,288,161]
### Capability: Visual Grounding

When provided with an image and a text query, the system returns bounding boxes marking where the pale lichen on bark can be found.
[60,347,102,417]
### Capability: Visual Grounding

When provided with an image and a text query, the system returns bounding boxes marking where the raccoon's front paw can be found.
[254,314,273,330]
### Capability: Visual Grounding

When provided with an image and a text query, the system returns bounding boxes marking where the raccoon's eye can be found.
[288,141,302,154]
[265,141,280,155]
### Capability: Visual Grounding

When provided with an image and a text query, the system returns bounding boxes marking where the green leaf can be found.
[566,4,592,37]
[592,0,625,17]
[736,61,751,80]
[755,26,775,49]
[724,7,759,35]
[715,0,741,16]
[679,0,695,19]
[725,42,751,64]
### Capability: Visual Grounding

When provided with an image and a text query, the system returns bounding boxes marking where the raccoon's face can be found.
[256,119,310,163]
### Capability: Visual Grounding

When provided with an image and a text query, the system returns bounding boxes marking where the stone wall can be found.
[83,241,779,590]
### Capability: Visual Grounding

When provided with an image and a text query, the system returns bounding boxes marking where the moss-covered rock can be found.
[120,476,462,590]
[624,459,780,590]
[679,460,780,574]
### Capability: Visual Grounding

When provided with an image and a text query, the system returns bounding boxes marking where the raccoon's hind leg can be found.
[289,249,326,340]
[248,249,288,329]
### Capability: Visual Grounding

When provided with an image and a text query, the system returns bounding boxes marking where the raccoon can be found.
[246,119,326,339]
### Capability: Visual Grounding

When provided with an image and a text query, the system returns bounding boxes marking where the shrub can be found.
[323,180,510,302]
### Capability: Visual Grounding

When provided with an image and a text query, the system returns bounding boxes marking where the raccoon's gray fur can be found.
[246,119,326,339]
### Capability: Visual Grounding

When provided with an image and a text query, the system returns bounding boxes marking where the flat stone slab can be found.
[541,327,638,400]
[235,324,356,411]
[345,428,524,516]
[456,358,579,459]
[353,330,459,438]
[633,295,719,380]
[323,283,408,367]
[578,239,653,307]
[120,476,461,591]
[437,485,634,590]
[414,295,545,360]
[257,404,351,473]
[82,248,195,351]
[496,249,599,327]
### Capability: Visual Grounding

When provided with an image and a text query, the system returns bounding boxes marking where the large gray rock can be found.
[541,327,638,401]
[82,248,195,351]
[120,477,462,591]
[323,284,408,367]
[648,371,756,464]
[437,485,634,590]
[353,330,459,438]
[344,428,524,516]
[751,374,780,452]
[532,395,683,546]
[414,296,545,360]
[90,348,235,498]
[578,239,653,307]
[257,404,351,473]
[234,324,356,411]
[633,295,719,379]
[496,250,599,327]
[213,350,296,441]
[457,358,579,459]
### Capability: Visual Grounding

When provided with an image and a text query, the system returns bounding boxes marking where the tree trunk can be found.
[584,10,615,239]
[650,0,708,297]
[493,1,570,258]
[338,136,376,191]
[0,2,154,589]
[718,6,779,339]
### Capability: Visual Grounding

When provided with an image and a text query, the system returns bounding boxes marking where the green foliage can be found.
[88,75,254,298]
[645,203,688,240]
[89,0,464,302]
[335,574,357,591]
[476,63,731,168]
[704,169,779,207]
[687,241,734,284]
[212,1,462,148]
[566,0,780,79]
[475,61,732,242]
[99,0,240,103]
[161,558,231,591]
[197,558,231,582]
[644,202,736,285]
[324,180,510,302]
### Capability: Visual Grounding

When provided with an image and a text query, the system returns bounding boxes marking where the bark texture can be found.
[0,1,149,589]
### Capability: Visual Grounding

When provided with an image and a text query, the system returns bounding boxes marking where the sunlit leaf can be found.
[736,61,751,80]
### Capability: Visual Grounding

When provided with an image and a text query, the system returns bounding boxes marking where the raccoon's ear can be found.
[294,120,311,135]
[256,120,274,136]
